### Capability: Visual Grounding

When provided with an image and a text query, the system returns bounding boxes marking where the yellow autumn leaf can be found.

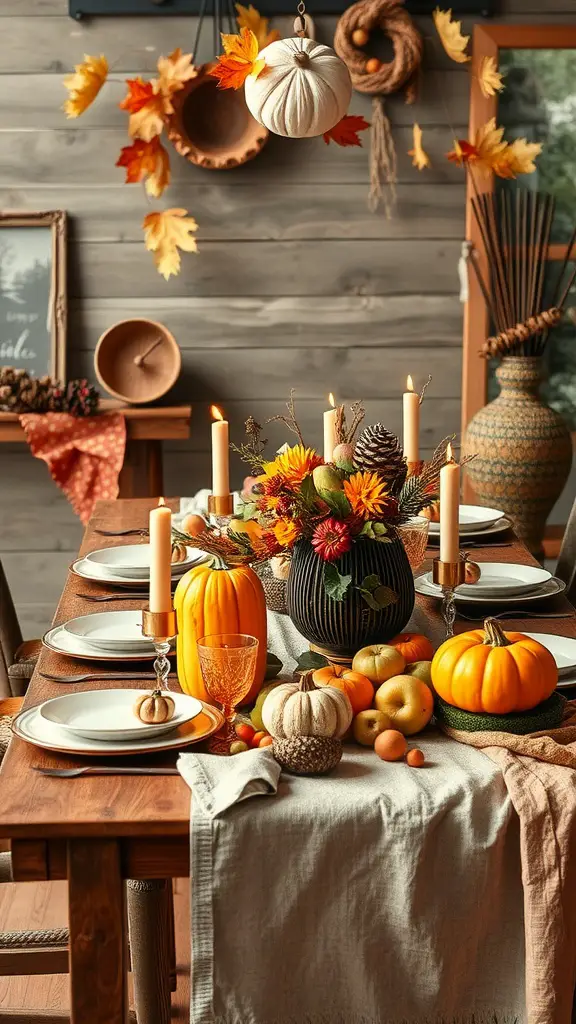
[433,8,470,64]
[447,117,507,174]
[128,91,167,141]
[63,53,108,118]
[478,55,504,98]
[235,3,280,49]
[408,123,431,170]
[143,208,199,280]
[156,48,197,98]
[493,137,543,178]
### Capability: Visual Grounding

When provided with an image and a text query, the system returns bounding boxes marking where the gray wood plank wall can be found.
[1,0,575,635]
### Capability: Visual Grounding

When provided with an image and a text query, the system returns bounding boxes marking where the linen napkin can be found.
[441,702,576,1024]
[20,411,126,524]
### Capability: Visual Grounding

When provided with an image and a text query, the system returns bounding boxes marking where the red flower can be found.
[312,517,352,562]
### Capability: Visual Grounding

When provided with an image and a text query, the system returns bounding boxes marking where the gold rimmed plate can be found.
[12,700,224,757]
[43,624,159,663]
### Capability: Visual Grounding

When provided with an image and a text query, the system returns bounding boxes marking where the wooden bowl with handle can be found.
[94,319,181,405]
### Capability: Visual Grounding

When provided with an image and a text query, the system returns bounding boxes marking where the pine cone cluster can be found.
[353,423,407,493]
[0,367,99,416]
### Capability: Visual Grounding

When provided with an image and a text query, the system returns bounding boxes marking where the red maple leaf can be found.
[119,77,156,114]
[446,139,479,165]
[323,115,370,147]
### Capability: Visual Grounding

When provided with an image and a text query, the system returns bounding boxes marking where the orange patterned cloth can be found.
[20,412,126,525]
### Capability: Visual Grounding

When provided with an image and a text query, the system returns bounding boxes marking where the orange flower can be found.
[260,445,323,489]
[142,208,198,279]
[272,519,299,549]
[210,27,266,90]
[63,54,108,118]
[116,137,171,198]
[343,471,390,520]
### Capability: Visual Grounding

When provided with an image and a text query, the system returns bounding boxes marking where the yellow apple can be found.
[352,709,392,747]
[404,660,433,688]
[374,675,434,736]
[352,644,405,685]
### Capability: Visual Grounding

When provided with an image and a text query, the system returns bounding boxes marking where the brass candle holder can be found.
[142,609,178,692]
[432,557,479,638]
[207,493,234,530]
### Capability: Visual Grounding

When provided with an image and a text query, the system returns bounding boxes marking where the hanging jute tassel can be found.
[334,0,422,217]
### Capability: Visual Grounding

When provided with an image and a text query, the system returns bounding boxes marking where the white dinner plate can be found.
[86,545,196,579]
[43,623,160,662]
[63,611,154,651]
[426,516,513,543]
[428,505,507,535]
[414,574,566,605]
[39,688,202,742]
[12,700,224,757]
[420,562,552,598]
[522,633,576,675]
[71,550,208,589]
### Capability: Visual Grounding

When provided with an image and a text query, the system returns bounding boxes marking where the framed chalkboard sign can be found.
[0,211,67,381]
[70,0,496,16]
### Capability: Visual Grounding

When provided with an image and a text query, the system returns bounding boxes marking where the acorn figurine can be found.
[134,689,175,725]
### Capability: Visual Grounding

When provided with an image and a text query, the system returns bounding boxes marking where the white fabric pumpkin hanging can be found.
[244,36,352,139]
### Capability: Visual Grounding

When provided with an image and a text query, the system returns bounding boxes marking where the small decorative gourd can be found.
[431,617,558,714]
[244,36,352,138]
[133,689,175,724]
[171,541,188,564]
[262,669,352,739]
[273,735,343,775]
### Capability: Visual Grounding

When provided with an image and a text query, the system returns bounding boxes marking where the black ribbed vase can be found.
[286,537,415,663]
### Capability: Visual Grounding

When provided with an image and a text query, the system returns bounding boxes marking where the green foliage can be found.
[323,563,352,602]
[356,575,398,612]
[296,650,330,671]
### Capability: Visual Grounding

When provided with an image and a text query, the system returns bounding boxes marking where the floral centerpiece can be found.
[174,394,460,661]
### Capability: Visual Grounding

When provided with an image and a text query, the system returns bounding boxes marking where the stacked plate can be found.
[72,544,208,589]
[523,633,576,689]
[43,610,164,662]
[415,562,566,605]
[427,504,512,542]
[12,688,224,756]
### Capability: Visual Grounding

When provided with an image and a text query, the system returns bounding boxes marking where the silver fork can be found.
[34,766,180,777]
[94,529,148,537]
[40,671,170,683]
[458,610,572,622]
[75,592,151,602]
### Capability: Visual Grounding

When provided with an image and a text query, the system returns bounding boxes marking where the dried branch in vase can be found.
[265,389,305,446]
[230,416,268,473]
[334,400,366,447]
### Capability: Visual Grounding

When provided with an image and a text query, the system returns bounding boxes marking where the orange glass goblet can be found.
[197,633,259,754]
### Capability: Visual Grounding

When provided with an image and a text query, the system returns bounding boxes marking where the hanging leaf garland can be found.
[63,54,109,118]
[235,3,280,49]
[432,8,470,64]
[116,137,171,198]
[211,27,267,89]
[143,208,199,280]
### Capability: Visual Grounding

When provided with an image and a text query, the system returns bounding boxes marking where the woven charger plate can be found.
[435,692,565,735]
[166,64,268,170]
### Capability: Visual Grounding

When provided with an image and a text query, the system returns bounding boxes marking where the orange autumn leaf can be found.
[119,77,156,114]
[235,3,280,49]
[492,137,542,178]
[323,115,370,147]
[142,208,199,280]
[127,91,168,141]
[156,48,197,98]
[446,118,507,174]
[116,137,171,198]
[211,27,266,90]
[63,53,108,118]
[408,122,431,170]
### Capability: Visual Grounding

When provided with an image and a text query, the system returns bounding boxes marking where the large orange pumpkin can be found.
[312,664,373,714]
[174,561,267,703]
[431,617,558,714]
[389,633,434,663]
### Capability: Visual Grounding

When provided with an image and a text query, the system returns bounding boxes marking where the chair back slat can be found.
[556,496,576,606]
[0,561,23,700]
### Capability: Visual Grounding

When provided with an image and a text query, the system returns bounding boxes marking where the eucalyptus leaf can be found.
[296,650,330,671]
[323,563,352,601]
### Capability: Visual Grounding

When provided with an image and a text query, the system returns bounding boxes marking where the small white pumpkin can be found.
[262,670,352,739]
[244,36,352,139]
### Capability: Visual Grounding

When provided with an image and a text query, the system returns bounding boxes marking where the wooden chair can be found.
[0,561,176,1024]
[556,495,576,606]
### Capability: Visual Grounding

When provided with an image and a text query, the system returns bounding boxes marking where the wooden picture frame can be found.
[0,210,67,381]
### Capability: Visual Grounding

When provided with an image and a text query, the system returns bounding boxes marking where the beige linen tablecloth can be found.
[178,614,526,1024]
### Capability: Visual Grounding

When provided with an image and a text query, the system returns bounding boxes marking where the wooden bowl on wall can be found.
[166,64,268,170]
[94,319,181,405]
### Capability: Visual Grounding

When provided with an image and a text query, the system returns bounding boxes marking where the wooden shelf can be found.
[0,402,191,443]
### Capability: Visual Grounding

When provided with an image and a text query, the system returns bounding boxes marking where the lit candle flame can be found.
[210,404,224,422]
[406,375,414,393]
[446,441,454,462]
[157,496,165,507]
[328,393,335,408]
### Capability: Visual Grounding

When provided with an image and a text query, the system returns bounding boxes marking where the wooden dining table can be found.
[0,497,575,1024]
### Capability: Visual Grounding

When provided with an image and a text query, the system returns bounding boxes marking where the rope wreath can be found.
[334,0,422,215]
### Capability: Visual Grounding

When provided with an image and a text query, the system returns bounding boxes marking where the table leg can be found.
[126,878,171,1024]
[67,839,129,1024]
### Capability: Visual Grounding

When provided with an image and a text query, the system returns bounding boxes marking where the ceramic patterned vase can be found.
[462,356,573,556]
[285,537,415,664]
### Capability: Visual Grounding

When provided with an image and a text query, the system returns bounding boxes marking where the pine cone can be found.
[354,423,407,493]
[64,379,99,417]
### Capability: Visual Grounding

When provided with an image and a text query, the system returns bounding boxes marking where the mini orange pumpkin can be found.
[431,617,558,714]
[389,633,434,664]
[313,664,374,714]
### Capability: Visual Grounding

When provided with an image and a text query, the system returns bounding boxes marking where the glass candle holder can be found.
[197,633,259,754]
[397,515,430,572]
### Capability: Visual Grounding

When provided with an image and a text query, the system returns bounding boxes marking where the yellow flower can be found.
[478,56,504,98]
[260,444,322,488]
[433,8,470,64]
[63,54,108,118]
[343,471,390,520]
[408,123,431,170]
[273,519,299,548]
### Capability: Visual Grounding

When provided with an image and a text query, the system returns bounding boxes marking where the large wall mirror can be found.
[463,26,576,521]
